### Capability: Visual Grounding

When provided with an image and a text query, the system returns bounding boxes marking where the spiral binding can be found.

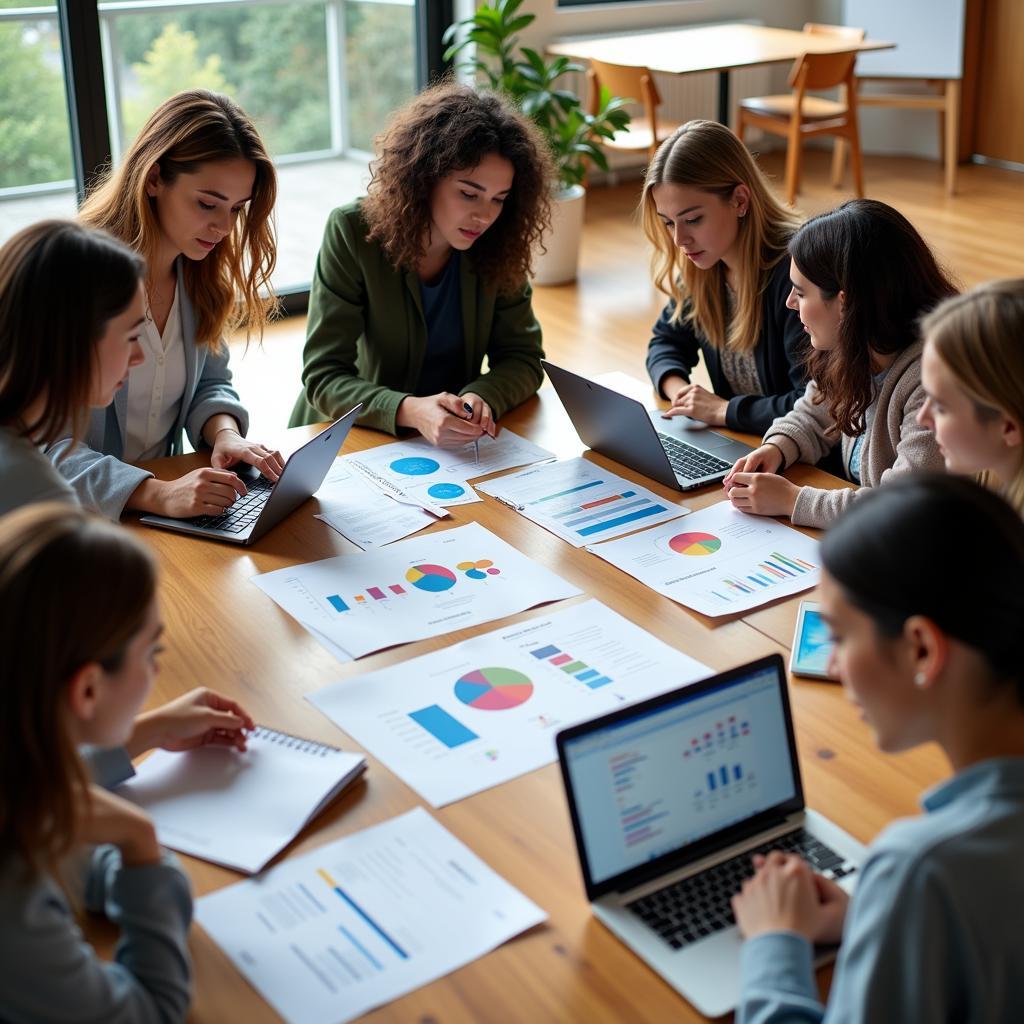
[251,725,341,758]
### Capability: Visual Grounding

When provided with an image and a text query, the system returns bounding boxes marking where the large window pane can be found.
[99,0,417,291]
[0,1,77,243]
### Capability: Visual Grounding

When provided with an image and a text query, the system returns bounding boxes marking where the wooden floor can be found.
[231,150,1024,439]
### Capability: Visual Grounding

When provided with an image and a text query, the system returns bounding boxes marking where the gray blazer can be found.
[48,259,249,520]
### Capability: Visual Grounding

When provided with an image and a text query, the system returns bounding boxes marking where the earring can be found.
[914,671,927,688]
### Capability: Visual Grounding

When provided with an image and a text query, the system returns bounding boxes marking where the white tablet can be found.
[790,600,837,680]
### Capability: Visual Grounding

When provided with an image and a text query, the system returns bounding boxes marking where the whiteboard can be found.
[844,0,965,78]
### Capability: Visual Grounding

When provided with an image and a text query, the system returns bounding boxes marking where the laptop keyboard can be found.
[625,828,856,951]
[658,434,732,481]
[188,475,274,534]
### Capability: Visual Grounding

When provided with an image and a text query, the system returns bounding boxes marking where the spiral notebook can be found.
[117,726,367,874]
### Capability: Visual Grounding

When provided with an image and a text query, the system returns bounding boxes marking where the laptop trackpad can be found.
[651,411,736,450]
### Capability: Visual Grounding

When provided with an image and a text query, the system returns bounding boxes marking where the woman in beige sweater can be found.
[723,200,955,528]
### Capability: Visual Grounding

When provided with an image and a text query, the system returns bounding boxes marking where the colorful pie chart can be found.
[390,456,440,476]
[454,667,534,710]
[669,531,722,556]
[405,563,457,592]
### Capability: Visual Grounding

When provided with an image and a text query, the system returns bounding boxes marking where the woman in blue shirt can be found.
[732,473,1024,1023]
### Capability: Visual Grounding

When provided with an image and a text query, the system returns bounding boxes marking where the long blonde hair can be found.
[921,279,1024,513]
[641,120,801,354]
[80,89,277,348]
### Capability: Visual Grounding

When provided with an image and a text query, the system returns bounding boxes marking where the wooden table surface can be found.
[546,23,893,78]
[106,381,946,1023]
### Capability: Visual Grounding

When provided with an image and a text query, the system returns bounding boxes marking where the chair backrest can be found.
[803,22,867,44]
[587,58,660,114]
[788,49,859,92]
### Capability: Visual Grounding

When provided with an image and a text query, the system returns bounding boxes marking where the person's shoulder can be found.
[326,198,370,236]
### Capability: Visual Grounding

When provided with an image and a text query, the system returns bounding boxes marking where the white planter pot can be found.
[533,184,586,287]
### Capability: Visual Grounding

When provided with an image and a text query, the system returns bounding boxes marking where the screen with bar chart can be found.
[588,501,821,617]
[477,456,689,546]
[252,523,581,661]
[308,599,711,806]
[562,664,796,885]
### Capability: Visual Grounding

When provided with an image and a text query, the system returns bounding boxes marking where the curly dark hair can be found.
[790,199,958,437]
[362,81,553,296]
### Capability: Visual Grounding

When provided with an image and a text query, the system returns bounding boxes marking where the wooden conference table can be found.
[108,380,945,1023]
[547,23,893,125]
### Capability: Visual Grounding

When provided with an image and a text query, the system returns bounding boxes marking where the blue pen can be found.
[462,401,480,466]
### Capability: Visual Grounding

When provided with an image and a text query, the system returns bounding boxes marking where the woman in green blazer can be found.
[290,82,553,446]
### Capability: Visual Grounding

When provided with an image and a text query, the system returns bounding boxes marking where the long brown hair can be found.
[362,81,553,296]
[80,89,277,348]
[641,119,801,353]
[0,220,144,444]
[922,279,1024,512]
[0,504,157,881]
[790,199,958,436]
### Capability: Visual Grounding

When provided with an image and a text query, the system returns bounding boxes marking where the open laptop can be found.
[556,654,865,1018]
[139,405,361,545]
[542,360,754,491]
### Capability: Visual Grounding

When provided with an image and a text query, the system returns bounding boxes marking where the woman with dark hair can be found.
[52,89,283,522]
[723,200,955,528]
[289,80,553,446]
[642,120,808,435]
[731,474,1024,1022]
[0,220,146,516]
[0,504,254,1020]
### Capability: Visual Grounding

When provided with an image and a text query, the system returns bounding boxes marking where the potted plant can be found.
[444,0,631,285]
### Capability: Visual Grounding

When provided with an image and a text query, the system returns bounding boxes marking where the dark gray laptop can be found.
[556,655,864,1018]
[542,361,753,491]
[139,405,361,545]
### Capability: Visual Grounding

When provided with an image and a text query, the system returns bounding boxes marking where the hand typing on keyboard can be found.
[660,380,729,426]
[132,467,248,520]
[731,850,849,944]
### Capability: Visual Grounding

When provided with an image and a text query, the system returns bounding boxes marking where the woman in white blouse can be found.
[50,90,283,521]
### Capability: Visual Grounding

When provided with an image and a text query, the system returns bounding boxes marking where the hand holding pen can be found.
[461,394,496,465]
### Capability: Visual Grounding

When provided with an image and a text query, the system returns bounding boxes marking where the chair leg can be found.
[848,128,865,198]
[785,122,801,205]
[831,138,846,188]
[945,79,960,196]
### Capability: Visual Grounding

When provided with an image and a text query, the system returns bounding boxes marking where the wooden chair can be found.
[585,58,684,164]
[737,45,865,205]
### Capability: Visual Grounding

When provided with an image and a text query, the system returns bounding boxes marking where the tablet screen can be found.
[793,605,834,677]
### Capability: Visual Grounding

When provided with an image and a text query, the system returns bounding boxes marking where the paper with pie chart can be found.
[251,522,582,661]
[587,501,821,617]
[344,431,555,507]
[307,600,711,806]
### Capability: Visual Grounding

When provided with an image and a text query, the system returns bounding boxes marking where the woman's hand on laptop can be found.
[211,428,284,483]
[661,381,728,426]
[130,469,248,519]
[732,851,849,943]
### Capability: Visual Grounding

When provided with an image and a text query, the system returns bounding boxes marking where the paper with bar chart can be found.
[251,522,581,661]
[307,600,711,806]
[195,807,545,1024]
[476,457,690,546]
[587,501,820,616]
[344,430,555,507]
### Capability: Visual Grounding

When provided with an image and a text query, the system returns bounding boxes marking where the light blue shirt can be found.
[738,758,1024,1023]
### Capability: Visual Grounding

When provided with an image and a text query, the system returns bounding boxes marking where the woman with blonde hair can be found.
[643,119,808,435]
[917,279,1024,514]
[51,89,284,522]
[290,81,552,446]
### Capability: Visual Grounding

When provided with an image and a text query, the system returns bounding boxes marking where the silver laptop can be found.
[139,405,361,545]
[542,360,754,490]
[556,654,865,1018]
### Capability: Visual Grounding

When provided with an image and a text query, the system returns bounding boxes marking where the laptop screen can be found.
[560,659,799,890]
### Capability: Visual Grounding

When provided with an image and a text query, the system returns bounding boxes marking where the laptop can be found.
[542,360,754,491]
[139,405,361,545]
[556,654,865,1018]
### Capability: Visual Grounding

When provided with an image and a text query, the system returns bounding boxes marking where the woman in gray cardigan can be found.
[724,201,956,528]
[49,90,283,522]
[0,505,254,1023]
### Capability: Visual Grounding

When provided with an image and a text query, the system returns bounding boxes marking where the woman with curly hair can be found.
[643,120,808,435]
[290,81,553,445]
[723,199,955,528]
[50,90,284,522]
